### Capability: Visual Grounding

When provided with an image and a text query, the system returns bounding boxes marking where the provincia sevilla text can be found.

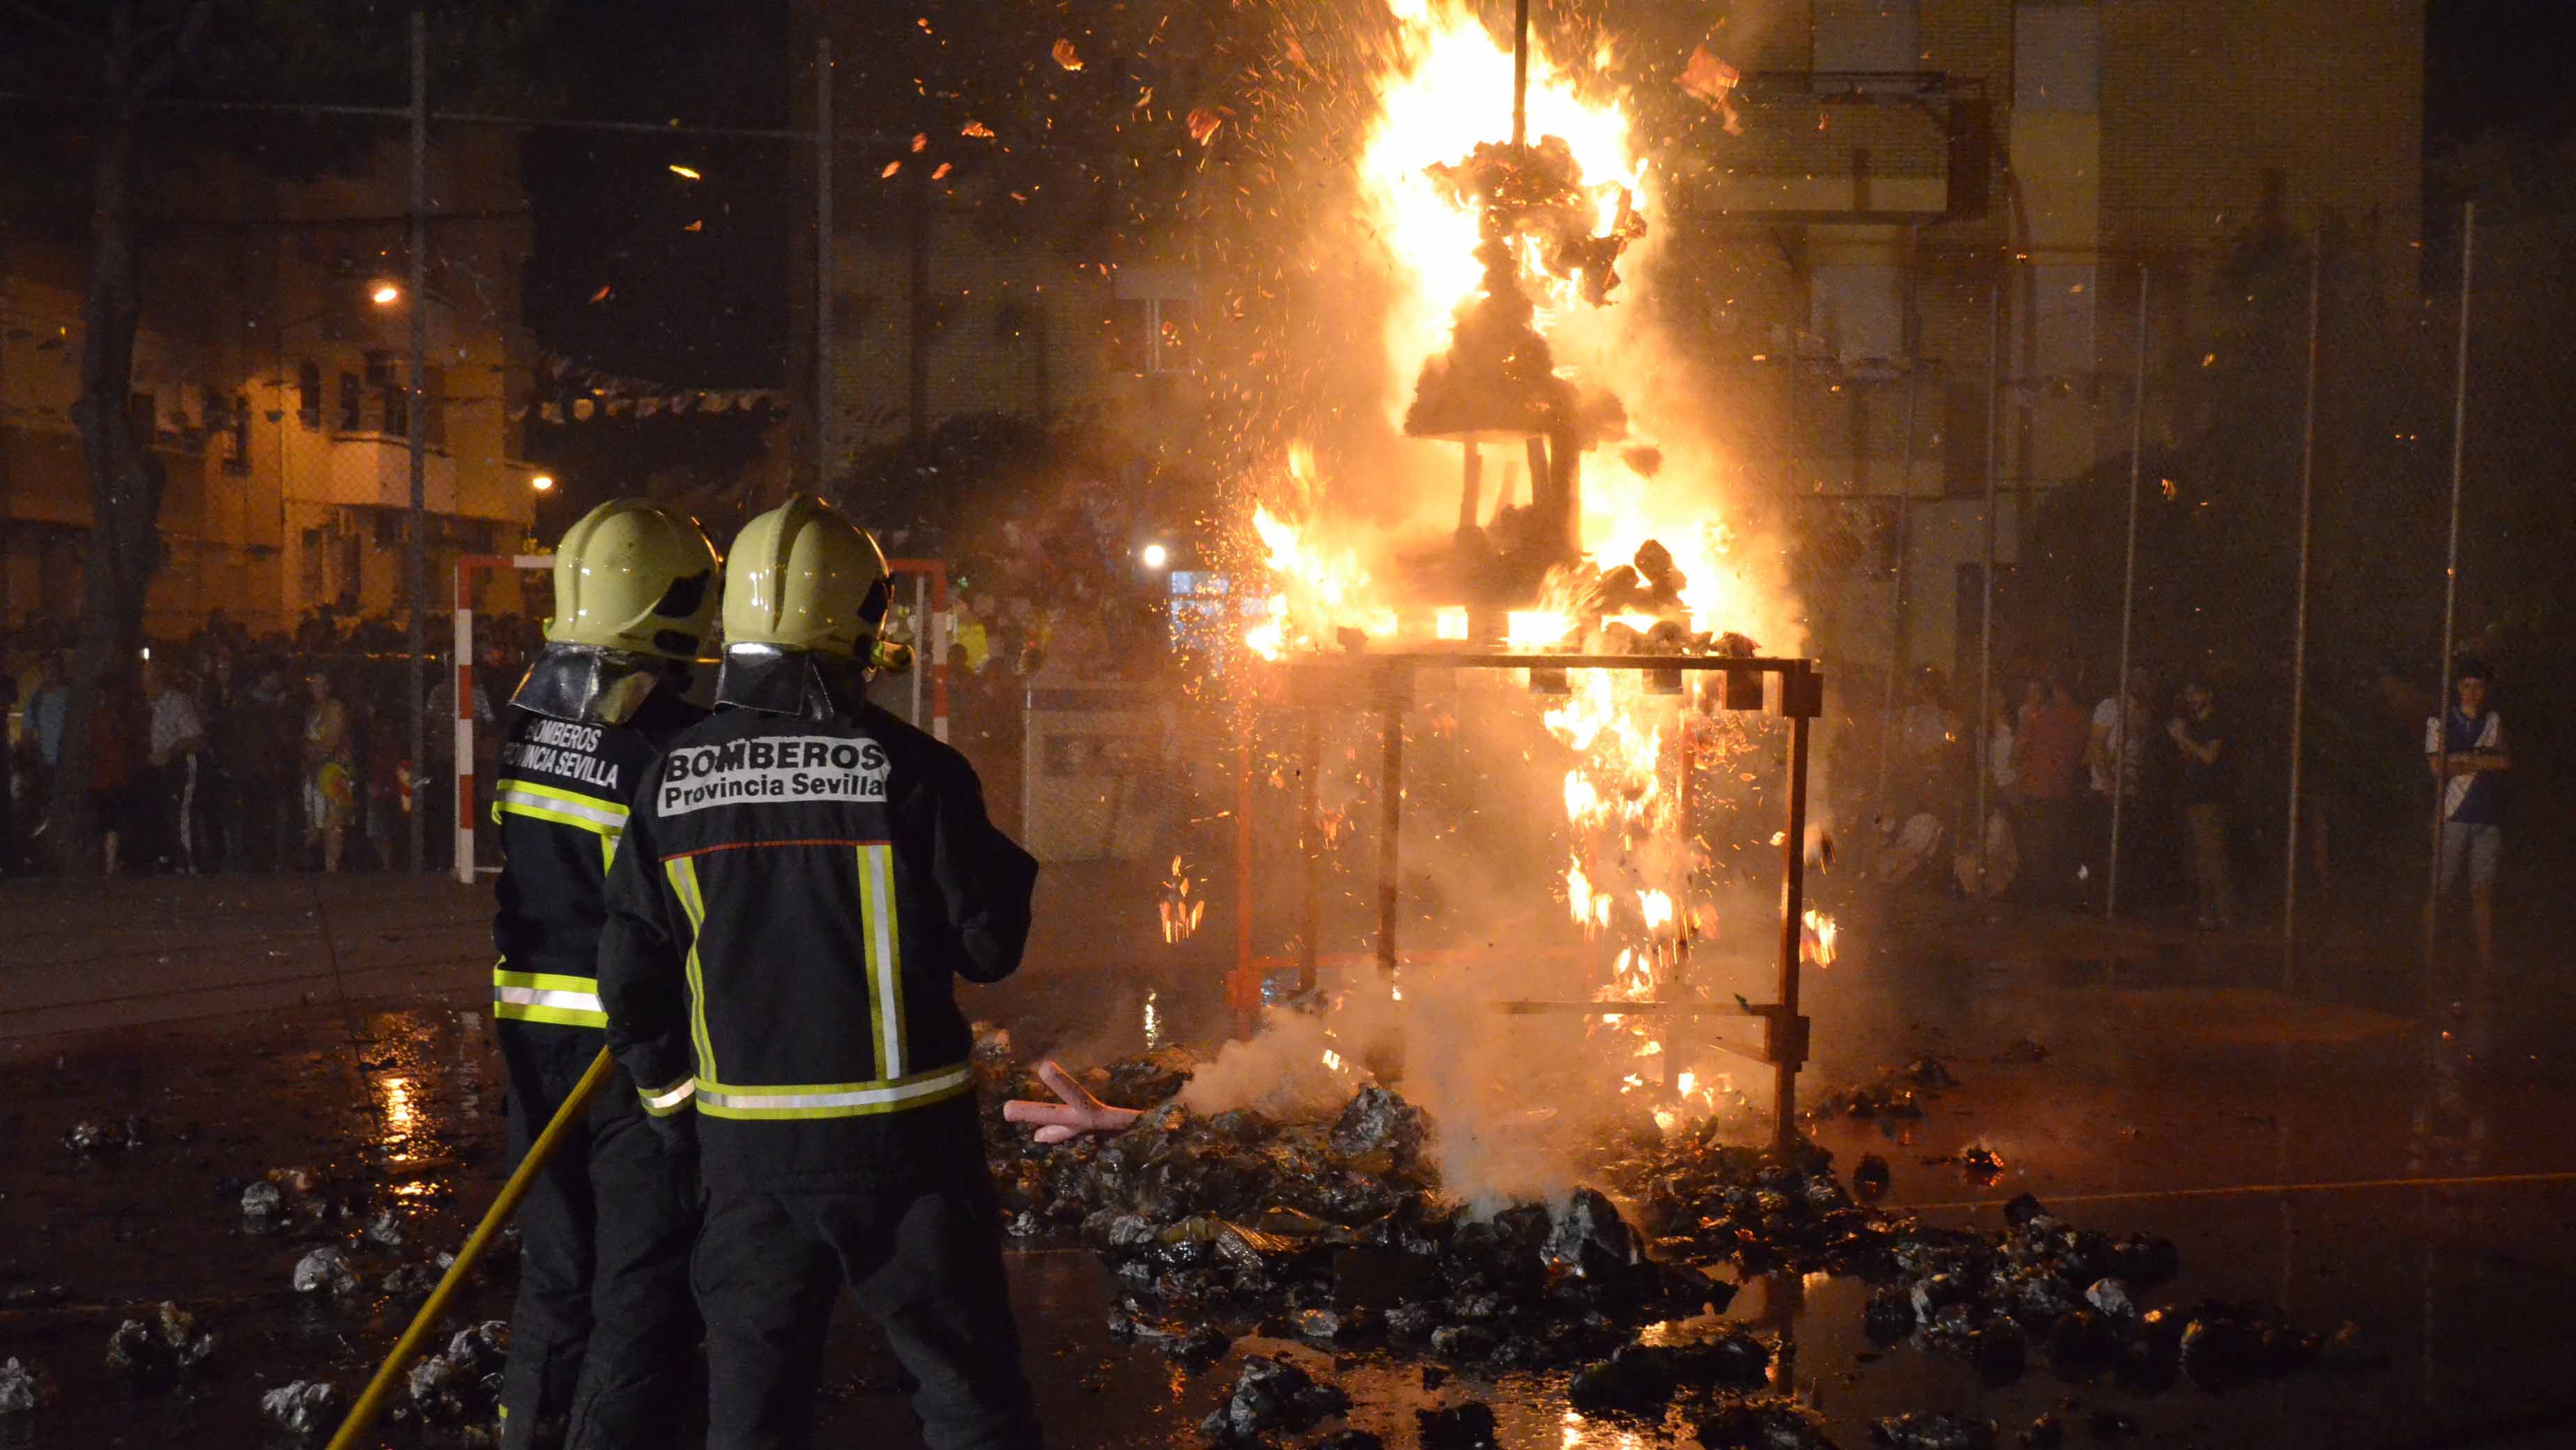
[658,735,891,816]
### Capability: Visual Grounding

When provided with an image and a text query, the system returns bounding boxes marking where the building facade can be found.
[775,0,2424,686]
[1666,0,2423,686]
[0,131,542,639]
[783,2,1220,489]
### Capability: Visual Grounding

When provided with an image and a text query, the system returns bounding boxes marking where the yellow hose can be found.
[325,1046,617,1450]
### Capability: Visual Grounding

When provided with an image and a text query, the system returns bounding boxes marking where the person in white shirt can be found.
[142,657,208,873]
[2423,659,2509,1054]
[2087,663,2159,910]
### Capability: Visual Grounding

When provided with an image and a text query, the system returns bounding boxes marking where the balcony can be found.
[1668,72,1989,223]
[314,430,458,514]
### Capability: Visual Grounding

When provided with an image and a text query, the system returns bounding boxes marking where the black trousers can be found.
[2018,796,2077,908]
[500,1050,703,1450]
[695,1165,1041,1450]
[143,757,195,870]
[227,775,295,872]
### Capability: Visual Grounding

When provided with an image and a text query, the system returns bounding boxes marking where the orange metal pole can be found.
[1299,705,1321,998]
[1773,706,1812,1153]
[1231,734,1258,1039]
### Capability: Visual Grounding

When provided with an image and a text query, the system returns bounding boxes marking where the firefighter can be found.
[491,498,720,1449]
[597,495,1043,1450]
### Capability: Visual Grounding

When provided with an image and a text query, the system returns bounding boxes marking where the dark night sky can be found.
[521,0,789,389]
[516,1,2571,385]
[2425,0,2575,151]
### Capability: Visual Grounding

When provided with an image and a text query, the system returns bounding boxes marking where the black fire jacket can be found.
[491,690,706,1084]
[596,700,1038,1186]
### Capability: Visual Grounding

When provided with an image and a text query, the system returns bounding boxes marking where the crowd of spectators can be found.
[879,467,1195,837]
[1869,659,2248,922]
[3,459,1213,878]
[1,609,534,878]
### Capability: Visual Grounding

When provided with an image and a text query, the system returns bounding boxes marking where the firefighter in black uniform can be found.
[597,495,1043,1450]
[492,498,720,1449]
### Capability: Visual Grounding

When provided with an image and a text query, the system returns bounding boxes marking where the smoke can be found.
[1184,0,1808,659]
[1124,0,1830,1204]
[1182,678,1790,1207]
[1175,1009,1365,1118]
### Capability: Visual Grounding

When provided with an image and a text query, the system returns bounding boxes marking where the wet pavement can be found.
[2,870,2573,1447]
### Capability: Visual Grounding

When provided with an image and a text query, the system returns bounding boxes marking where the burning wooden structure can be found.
[1225,650,1825,1152]
[1220,3,1828,1152]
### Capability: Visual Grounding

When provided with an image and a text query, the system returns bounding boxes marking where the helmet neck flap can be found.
[511,643,696,726]
[714,642,875,722]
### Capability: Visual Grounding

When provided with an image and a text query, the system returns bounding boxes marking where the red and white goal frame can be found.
[450,552,951,884]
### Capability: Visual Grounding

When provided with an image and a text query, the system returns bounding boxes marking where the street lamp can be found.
[530,473,555,492]
[266,283,408,421]
[1140,542,1170,570]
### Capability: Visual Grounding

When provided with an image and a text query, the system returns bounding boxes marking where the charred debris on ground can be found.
[979,1038,2338,1444]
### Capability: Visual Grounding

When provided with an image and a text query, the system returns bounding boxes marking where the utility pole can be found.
[813,35,835,496]
[2283,231,2322,982]
[2108,264,2147,920]
[1511,0,1528,147]
[406,6,429,876]
[2425,203,2475,987]
[1974,281,1999,899]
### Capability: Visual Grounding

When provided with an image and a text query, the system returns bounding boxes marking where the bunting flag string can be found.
[519,389,792,421]
[518,352,792,424]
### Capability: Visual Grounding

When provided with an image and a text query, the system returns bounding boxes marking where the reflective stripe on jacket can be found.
[490,694,703,1053]
[597,701,1036,1185]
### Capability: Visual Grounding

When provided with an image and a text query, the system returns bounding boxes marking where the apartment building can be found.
[1664,0,2423,678]
[0,130,544,636]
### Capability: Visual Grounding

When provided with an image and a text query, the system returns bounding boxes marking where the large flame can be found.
[1358,4,1643,406]
[1224,1,1811,1127]
[1241,0,1786,655]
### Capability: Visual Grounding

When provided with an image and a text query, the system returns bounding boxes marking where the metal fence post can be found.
[1975,280,2000,899]
[2283,234,2322,982]
[406,6,429,875]
[2108,264,2148,919]
[814,35,834,491]
[2424,202,2475,984]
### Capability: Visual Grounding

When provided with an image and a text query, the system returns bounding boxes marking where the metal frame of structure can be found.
[1227,650,1826,1151]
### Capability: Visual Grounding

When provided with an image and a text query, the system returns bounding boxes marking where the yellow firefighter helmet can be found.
[544,498,721,660]
[721,494,898,664]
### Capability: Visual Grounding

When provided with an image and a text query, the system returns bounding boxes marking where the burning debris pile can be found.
[985,1061,1733,1375]
[981,1044,2339,1442]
